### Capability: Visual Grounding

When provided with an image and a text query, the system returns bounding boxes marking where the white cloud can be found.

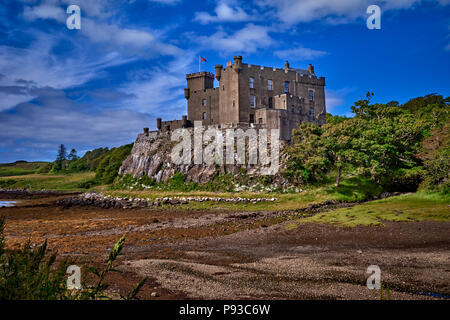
[0,30,134,111]
[193,24,274,55]
[326,90,345,112]
[274,46,328,61]
[0,88,152,161]
[121,53,196,118]
[256,0,450,25]
[325,88,356,113]
[23,3,65,22]
[81,18,182,57]
[147,0,182,5]
[194,3,254,24]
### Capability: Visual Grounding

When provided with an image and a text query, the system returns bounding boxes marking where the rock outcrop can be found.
[119,129,288,185]
[57,191,278,209]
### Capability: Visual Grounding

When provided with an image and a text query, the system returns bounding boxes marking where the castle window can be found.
[268,79,273,91]
[291,106,295,113]
[258,118,263,124]
[249,114,255,123]
[250,95,255,108]
[309,107,315,120]
[284,81,289,93]
[202,112,207,120]
[249,77,255,89]
[309,90,314,101]
[268,97,273,108]
[202,99,207,106]
[298,106,302,114]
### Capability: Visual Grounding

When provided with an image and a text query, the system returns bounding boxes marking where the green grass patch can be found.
[325,176,384,202]
[0,161,50,177]
[0,172,96,192]
[298,192,450,227]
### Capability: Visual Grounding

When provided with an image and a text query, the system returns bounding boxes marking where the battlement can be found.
[186,72,215,79]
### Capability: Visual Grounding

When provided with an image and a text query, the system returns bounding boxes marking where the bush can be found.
[0,179,17,189]
[0,216,146,300]
[0,216,72,300]
[95,144,133,184]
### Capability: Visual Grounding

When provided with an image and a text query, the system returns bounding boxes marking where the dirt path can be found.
[1,193,449,300]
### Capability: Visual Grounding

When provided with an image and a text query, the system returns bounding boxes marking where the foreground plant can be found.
[0,216,146,300]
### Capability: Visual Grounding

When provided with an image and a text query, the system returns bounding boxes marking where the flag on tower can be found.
[199,56,207,71]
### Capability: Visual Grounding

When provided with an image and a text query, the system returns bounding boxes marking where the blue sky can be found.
[0,0,449,162]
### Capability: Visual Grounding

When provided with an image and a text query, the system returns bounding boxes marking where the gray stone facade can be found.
[157,56,326,141]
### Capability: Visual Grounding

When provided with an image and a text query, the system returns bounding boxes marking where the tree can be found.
[285,123,330,184]
[54,144,67,171]
[68,149,78,161]
[418,123,450,192]
[322,119,367,186]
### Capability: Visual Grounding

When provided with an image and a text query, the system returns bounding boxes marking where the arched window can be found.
[249,77,255,89]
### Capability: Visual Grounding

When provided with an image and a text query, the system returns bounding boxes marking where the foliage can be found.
[0,179,18,189]
[67,147,109,173]
[54,144,67,172]
[0,216,146,300]
[95,144,133,184]
[285,93,449,191]
[68,149,79,161]
[325,113,350,125]
[418,123,450,193]
[81,235,147,300]
[284,123,329,184]
[0,216,73,300]
[380,283,391,300]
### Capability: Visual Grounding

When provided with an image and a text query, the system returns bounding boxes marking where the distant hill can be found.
[0,161,50,177]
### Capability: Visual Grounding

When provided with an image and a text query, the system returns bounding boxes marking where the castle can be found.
[155,56,326,141]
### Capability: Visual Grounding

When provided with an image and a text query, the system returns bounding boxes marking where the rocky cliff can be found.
[119,129,288,186]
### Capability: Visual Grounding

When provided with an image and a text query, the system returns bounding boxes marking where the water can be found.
[0,201,16,207]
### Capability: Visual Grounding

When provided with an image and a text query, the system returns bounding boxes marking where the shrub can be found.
[95,144,133,184]
[0,179,17,189]
[0,216,146,300]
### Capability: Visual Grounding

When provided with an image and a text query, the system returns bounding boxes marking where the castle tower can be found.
[186,72,215,92]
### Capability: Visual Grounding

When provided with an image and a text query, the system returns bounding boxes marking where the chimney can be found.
[156,118,162,130]
[307,64,315,75]
[233,56,242,73]
[143,127,149,136]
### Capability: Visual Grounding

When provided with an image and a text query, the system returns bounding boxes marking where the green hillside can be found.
[0,161,50,177]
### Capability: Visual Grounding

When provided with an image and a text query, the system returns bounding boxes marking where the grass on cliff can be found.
[0,172,95,192]
[288,192,450,228]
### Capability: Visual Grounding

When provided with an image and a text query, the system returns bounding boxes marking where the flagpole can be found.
[198,56,200,72]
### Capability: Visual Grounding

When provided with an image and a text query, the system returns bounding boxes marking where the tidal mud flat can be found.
[1,190,449,300]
